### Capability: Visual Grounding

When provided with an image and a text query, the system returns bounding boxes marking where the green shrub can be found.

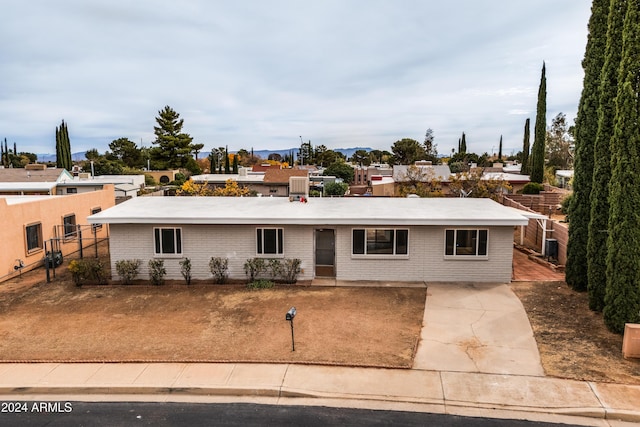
[209,257,229,284]
[148,259,166,285]
[115,259,141,285]
[243,257,302,284]
[267,259,283,280]
[247,279,274,290]
[522,182,545,194]
[68,260,88,287]
[68,258,109,286]
[560,193,573,215]
[281,258,302,284]
[244,258,266,282]
[180,257,192,285]
[87,258,109,285]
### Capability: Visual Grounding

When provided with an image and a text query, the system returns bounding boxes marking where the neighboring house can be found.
[370,176,396,196]
[481,172,530,194]
[261,169,309,196]
[57,174,145,202]
[0,165,73,195]
[190,170,266,194]
[555,170,574,189]
[353,164,393,186]
[145,170,180,185]
[0,185,115,283]
[89,197,529,284]
[393,164,452,196]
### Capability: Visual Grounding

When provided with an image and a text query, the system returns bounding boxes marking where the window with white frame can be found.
[26,223,43,253]
[256,228,283,255]
[63,214,77,238]
[154,227,182,255]
[352,228,409,255]
[445,229,488,257]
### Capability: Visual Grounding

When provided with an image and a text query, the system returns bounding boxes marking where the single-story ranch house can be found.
[88,197,530,283]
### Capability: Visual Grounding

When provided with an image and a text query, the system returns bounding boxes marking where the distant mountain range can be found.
[37,147,374,163]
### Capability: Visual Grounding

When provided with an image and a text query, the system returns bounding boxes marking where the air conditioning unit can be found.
[289,176,309,202]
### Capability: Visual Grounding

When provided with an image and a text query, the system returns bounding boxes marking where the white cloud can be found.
[0,1,590,156]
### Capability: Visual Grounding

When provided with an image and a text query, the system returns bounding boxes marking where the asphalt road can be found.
[0,402,586,426]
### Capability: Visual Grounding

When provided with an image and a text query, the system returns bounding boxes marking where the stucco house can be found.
[0,185,115,283]
[89,197,529,284]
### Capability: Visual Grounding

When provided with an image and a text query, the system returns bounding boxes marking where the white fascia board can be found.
[88,217,528,227]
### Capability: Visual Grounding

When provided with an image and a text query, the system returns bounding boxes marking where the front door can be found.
[315,229,335,277]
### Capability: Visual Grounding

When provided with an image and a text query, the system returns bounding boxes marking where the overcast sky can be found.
[1,1,591,158]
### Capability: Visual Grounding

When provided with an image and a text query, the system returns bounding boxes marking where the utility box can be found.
[545,239,558,260]
[622,323,640,359]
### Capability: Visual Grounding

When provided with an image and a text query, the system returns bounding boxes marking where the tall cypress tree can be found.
[566,0,609,291]
[55,124,62,168]
[587,0,625,311]
[224,145,231,174]
[530,63,547,184]
[63,121,72,169]
[604,0,640,333]
[460,132,467,154]
[232,152,238,174]
[521,118,531,175]
[498,135,503,161]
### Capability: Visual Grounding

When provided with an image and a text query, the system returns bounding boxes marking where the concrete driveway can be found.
[414,282,544,376]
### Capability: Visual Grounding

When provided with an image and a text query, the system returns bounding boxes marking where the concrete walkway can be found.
[414,283,544,376]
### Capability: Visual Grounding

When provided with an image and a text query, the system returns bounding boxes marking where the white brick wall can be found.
[109,224,314,282]
[109,224,514,283]
[334,226,513,282]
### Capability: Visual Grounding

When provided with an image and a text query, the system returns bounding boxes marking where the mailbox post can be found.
[285,307,297,351]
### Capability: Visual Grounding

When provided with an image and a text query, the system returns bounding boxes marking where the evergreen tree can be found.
[566,0,609,291]
[498,135,503,161]
[521,118,531,175]
[604,0,640,333]
[55,125,62,168]
[423,128,439,163]
[530,63,547,184]
[588,0,625,311]
[224,145,231,174]
[208,150,217,174]
[62,121,72,169]
[232,153,238,173]
[150,106,194,170]
[460,132,467,154]
[55,120,72,170]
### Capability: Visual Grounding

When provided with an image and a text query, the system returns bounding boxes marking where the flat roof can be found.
[0,182,57,192]
[0,195,62,205]
[88,196,529,226]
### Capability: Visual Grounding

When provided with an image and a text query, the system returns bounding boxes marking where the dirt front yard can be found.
[0,274,425,368]
[512,281,640,385]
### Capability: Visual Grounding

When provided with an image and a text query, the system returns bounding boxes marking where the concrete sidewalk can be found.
[0,362,639,425]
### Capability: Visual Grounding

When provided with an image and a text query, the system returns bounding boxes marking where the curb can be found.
[2,386,639,423]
